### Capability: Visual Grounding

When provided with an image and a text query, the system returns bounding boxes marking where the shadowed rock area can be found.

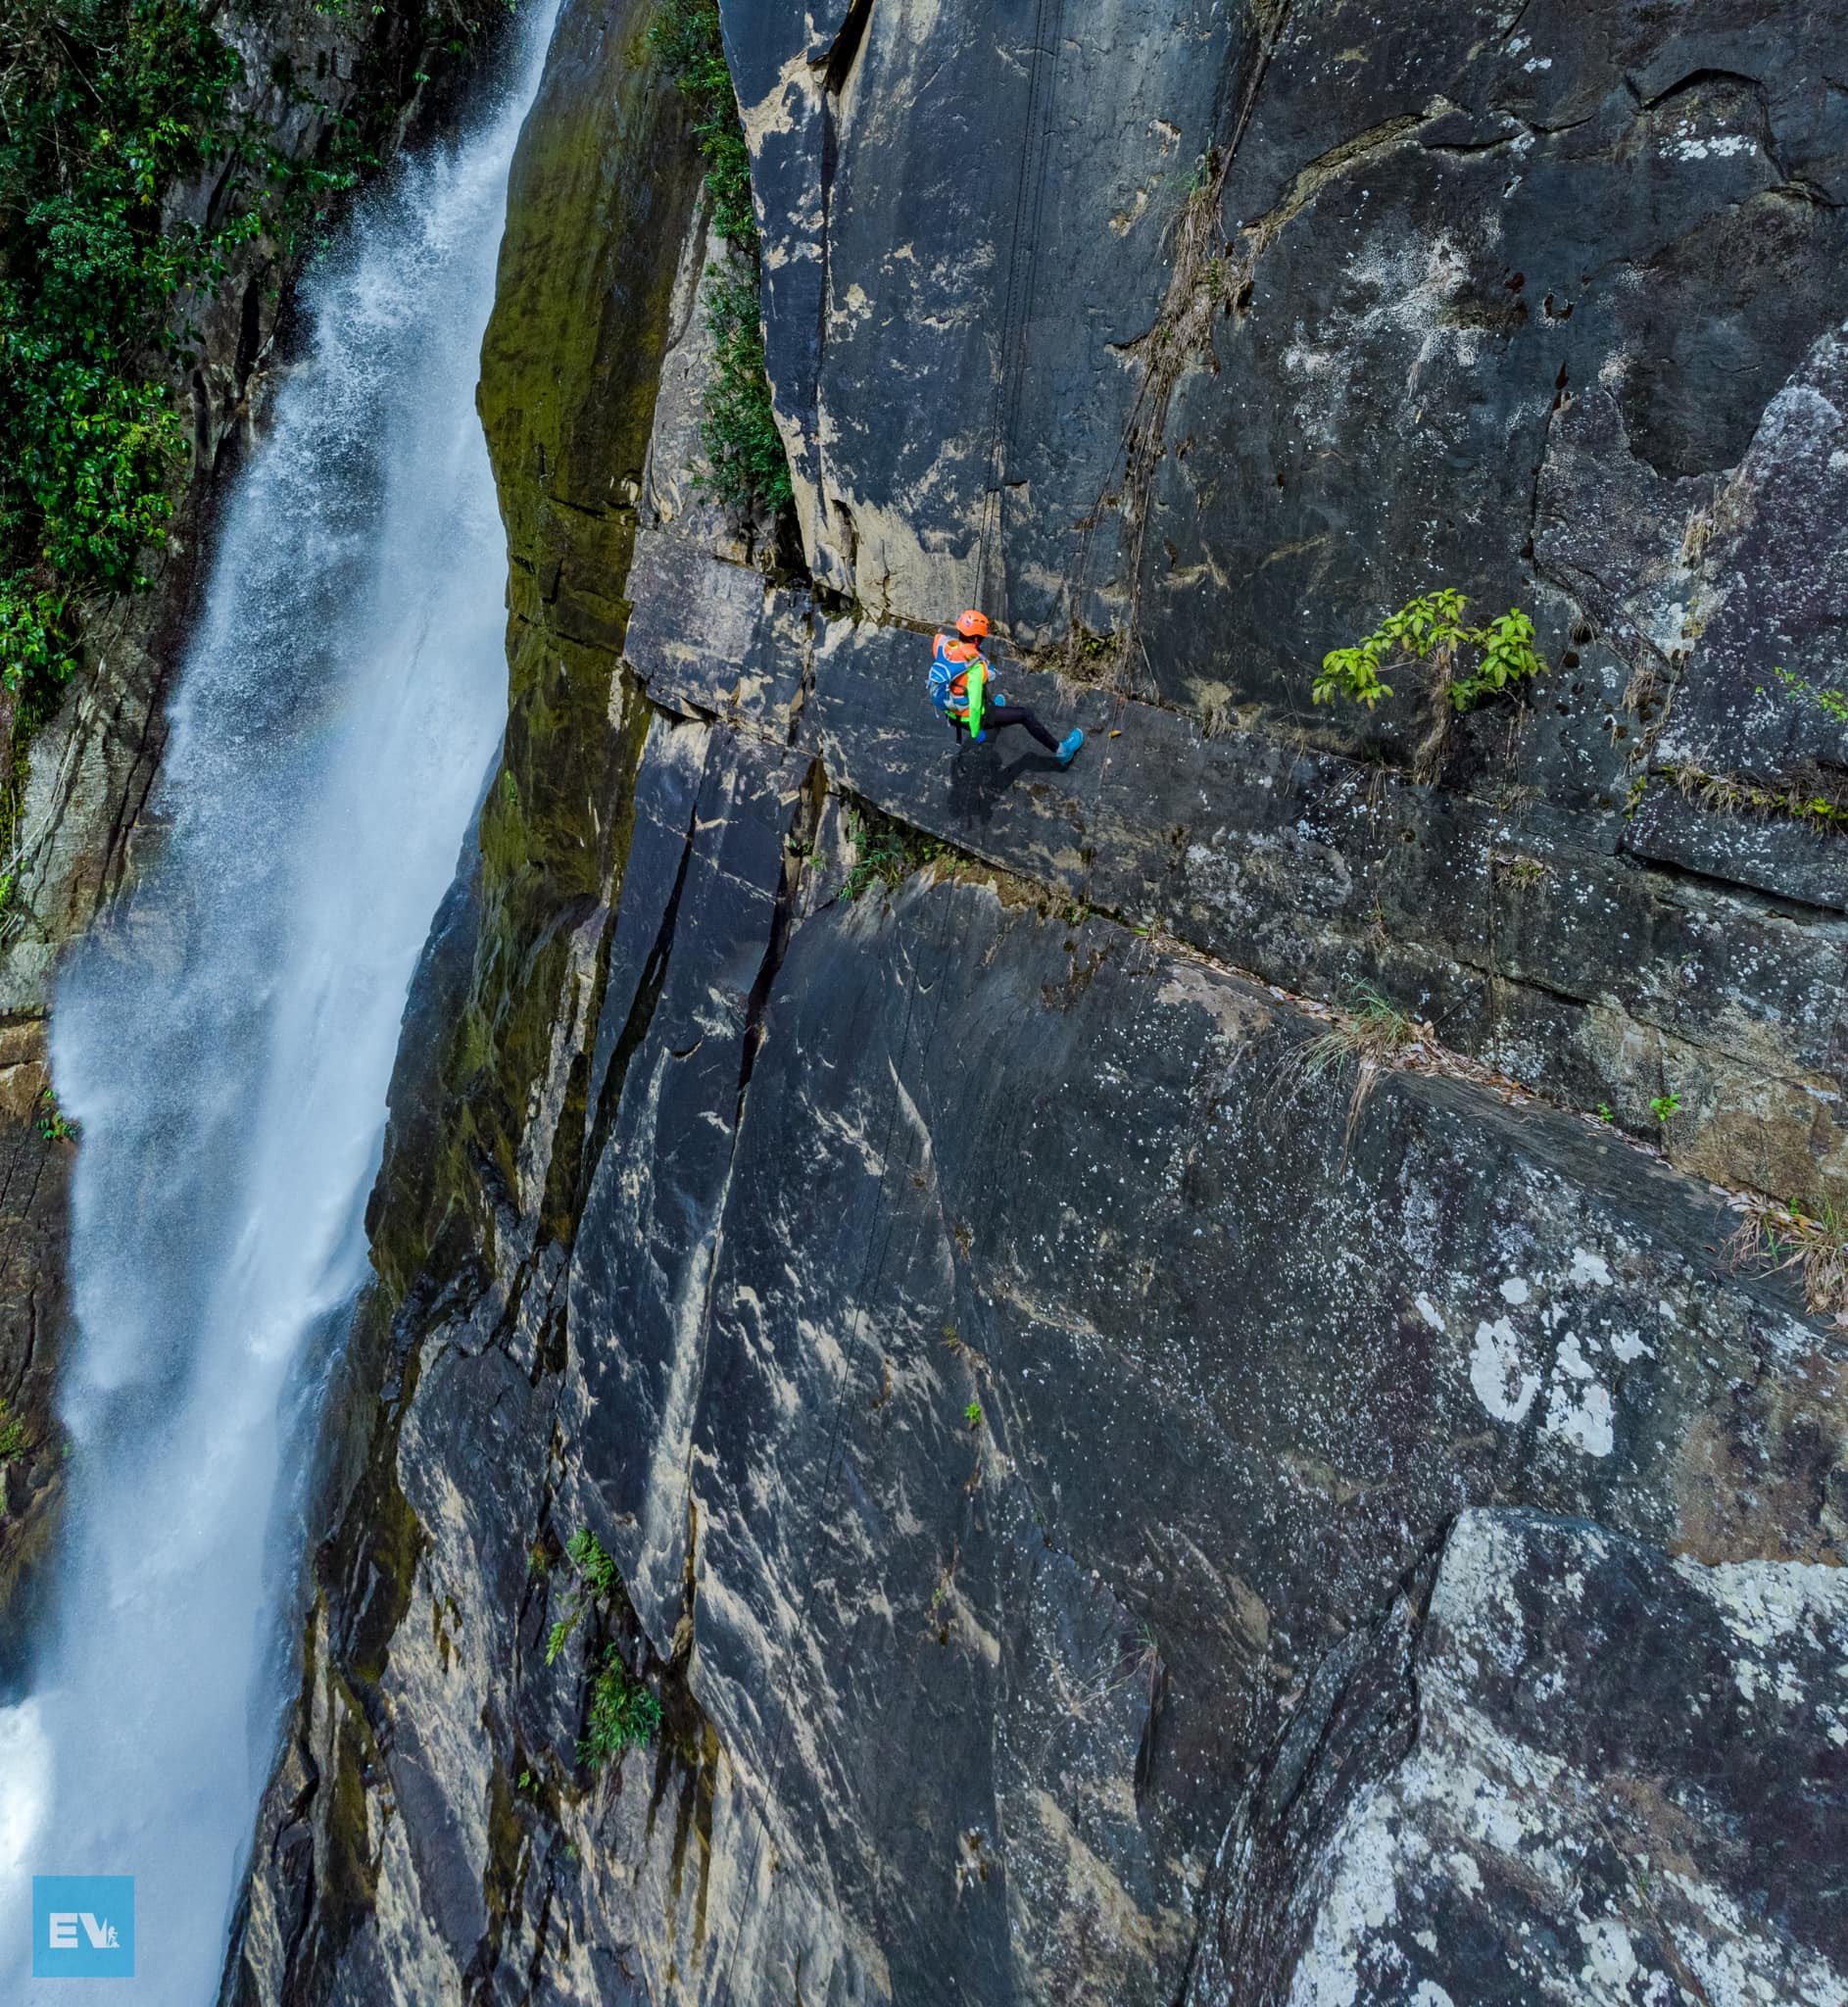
[224,0,1847,2001]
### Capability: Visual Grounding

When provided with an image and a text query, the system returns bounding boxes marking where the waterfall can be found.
[0,11,552,1995]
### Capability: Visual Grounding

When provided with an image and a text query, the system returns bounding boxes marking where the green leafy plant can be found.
[1648,1091,1680,1123]
[963,1400,983,1428]
[1762,665,1848,729]
[578,1645,661,1770]
[842,806,943,902]
[698,269,793,516]
[2,0,318,693]
[545,1526,619,1665]
[648,0,793,517]
[0,1397,26,1463]
[37,1088,74,1141]
[1595,1103,1614,1123]
[1314,590,1546,714]
[649,0,754,248]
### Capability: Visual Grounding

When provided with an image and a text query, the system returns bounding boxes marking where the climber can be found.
[929,611,1084,764]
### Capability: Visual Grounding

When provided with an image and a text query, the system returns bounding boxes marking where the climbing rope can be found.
[974,0,1067,619]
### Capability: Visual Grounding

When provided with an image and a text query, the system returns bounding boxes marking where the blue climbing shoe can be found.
[1056,727,1084,766]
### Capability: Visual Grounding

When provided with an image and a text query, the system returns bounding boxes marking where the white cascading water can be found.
[0,10,553,1996]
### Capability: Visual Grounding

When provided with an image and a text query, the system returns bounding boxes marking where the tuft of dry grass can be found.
[1272,980,1423,1168]
[1665,761,1847,834]
[1725,1197,1848,1324]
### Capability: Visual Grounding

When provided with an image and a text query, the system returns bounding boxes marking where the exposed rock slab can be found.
[1185,1507,1848,2007]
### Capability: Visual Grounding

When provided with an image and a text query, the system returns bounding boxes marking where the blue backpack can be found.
[928,632,966,714]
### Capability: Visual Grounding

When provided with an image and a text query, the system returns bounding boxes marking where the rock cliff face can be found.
[0,0,511,1635]
[230,0,1848,2001]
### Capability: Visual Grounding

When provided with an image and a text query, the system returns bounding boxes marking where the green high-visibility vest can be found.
[965,660,988,740]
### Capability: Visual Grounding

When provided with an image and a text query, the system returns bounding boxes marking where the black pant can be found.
[952,705,1058,753]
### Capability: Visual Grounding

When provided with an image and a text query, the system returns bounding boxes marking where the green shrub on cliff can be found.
[2,0,243,689]
[649,0,793,518]
[843,805,943,902]
[579,1646,660,1769]
[648,0,754,250]
[1315,590,1545,714]
[700,269,791,515]
[545,1525,618,1662]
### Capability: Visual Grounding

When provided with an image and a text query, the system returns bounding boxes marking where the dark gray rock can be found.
[792,613,1848,1197]
[712,0,1848,1199]
[622,530,810,725]
[1642,322,1848,785]
[655,873,1841,2004]
[569,719,809,1647]
[1156,1,1848,726]
[724,0,1234,620]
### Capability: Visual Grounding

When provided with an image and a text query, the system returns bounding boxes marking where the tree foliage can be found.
[0,0,502,697]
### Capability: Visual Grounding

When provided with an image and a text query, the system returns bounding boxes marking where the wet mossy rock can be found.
[228,0,1848,2002]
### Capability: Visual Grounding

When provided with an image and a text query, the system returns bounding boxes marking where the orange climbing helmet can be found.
[955,609,991,639]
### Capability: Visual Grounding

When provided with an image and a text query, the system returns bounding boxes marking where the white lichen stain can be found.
[1469,1316,1540,1423]
[1283,228,1487,449]
[1669,124,1755,162]
[1579,1916,1638,1989]
[1535,1331,1616,1456]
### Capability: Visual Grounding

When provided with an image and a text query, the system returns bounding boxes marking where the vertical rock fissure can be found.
[580,781,701,1189]
[734,762,820,1109]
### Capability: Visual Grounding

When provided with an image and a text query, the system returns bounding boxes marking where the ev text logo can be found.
[32,1876,135,1979]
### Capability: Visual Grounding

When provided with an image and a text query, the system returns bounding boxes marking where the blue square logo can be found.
[32,1876,135,1979]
